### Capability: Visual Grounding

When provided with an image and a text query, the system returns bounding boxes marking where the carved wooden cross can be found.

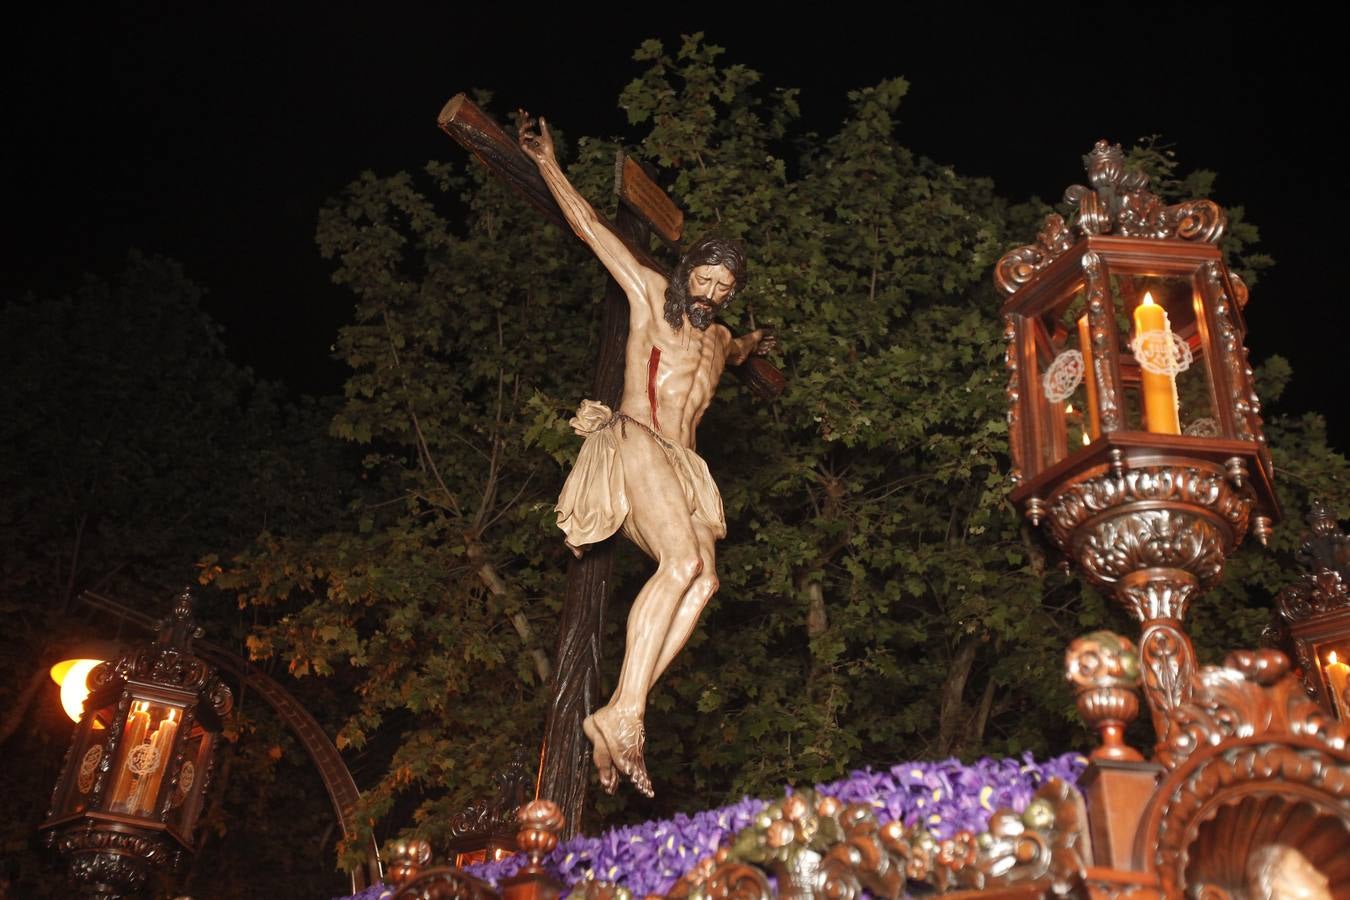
[437,94,778,834]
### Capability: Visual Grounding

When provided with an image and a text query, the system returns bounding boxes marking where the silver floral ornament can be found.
[1041,349,1085,403]
[1129,329,1192,376]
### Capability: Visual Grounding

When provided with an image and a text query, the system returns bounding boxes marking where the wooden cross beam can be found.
[438,94,671,273]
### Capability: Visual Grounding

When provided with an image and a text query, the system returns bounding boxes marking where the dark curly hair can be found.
[663,236,748,331]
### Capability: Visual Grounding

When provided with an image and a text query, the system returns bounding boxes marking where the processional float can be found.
[387,132,1349,899]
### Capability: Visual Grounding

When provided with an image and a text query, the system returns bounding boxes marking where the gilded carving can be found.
[1139,622,1197,750]
[447,755,531,841]
[1150,743,1349,897]
[668,781,1091,900]
[1064,141,1227,244]
[1004,314,1024,484]
[1277,501,1350,623]
[1083,251,1123,434]
[1077,511,1226,591]
[1066,631,1144,761]
[994,214,1076,295]
[1155,650,1349,771]
[1206,263,1257,443]
[58,825,180,896]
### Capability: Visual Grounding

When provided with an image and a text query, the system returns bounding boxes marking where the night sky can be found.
[9,7,1343,449]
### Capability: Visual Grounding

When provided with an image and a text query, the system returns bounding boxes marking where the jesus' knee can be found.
[659,555,703,592]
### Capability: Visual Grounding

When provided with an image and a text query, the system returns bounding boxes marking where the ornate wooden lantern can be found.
[996,141,1280,750]
[42,588,233,897]
[1276,501,1350,719]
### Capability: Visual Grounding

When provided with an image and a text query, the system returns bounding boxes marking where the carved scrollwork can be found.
[1155,650,1350,771]
[1170,200,1226,244]
[703,862,775,900]
[1140,621,1199,749]
[1278,502,1350,624]
[1065,141,1227,244]
[1149,742,1350,898]
[1119,568,1202,623]
[58,825,180,896]
[1046,465,1253,593]
[995,214,1076,295]
[68,851,150,895]
[1078,511,1226,591]
[1205,264,1258,445]
[1279,570,1350,623]
[447,754,532,840]
[100,588,235,718]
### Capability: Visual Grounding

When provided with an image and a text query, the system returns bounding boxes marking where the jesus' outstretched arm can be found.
[518,112,658,310]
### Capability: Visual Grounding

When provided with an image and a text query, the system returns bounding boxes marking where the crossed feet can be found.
[583,704,653,798]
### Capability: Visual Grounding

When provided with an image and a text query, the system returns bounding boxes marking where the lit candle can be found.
[135,708,179,816]
[1132,293,1180,434]
[1326,651,1350,720]
[109,702,150,811]
[1076,315,1100,440]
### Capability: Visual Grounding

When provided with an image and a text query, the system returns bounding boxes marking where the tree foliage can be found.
[204,35,1348,875]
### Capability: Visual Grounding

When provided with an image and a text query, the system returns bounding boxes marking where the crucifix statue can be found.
[440,98,783,814]
[518,114,775,797]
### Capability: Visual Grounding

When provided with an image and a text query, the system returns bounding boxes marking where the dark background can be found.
[8,6,1342,448]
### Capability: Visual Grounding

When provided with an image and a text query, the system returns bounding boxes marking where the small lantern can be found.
[1276,501,1350,720]
[995,142,1280,756]
[42,587,233,897]
[997,140,1278,538]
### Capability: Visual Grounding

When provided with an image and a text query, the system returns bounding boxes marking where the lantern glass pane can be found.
[1318,642,1350,720]
[107,701,182,818]
[1113,272,1218,436]
[166,727,211,838]
[52,702,116,820]
[1030,283,1097,470]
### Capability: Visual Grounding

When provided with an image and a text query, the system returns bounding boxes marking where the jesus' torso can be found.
[616,274,730,450]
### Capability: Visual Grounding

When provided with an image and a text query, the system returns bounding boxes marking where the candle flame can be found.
[1142,292,1156,306]
[1065,403,1074,414]
[1082,432,1091,446]
[1331,650,1340,665]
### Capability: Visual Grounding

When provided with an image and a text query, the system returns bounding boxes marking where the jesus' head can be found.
[664,236,748,331]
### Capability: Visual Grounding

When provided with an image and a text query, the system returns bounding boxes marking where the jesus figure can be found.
[520,113,775,797]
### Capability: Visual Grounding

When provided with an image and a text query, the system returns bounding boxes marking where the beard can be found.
[685,296,718,331]
[664,270,732,331]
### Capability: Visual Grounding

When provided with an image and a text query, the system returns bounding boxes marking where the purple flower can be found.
[332,884,392,900]
[329,753,1089,900]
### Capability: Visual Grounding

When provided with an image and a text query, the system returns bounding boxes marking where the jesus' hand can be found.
[517,111,556,166]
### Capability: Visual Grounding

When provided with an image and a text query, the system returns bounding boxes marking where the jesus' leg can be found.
[583,431,703,797]
[648,522,719,687]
